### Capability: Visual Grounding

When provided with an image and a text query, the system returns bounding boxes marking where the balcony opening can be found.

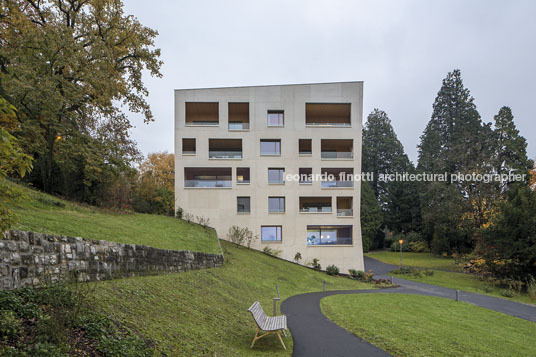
[237,196,250,213]
[321,139,353,159]
[268,168,285,184]
[185,102,219,126]
[321,168,354,188]
[337,197,353,217]
[299,197,332,213]
[299,139,312,155]
[306,103,351,127]
[209,139,242,159]
[299,168,312,184]
[184,167,231,188]
[236,167,250,184]
[228,102,249,130]
[269,197,285,213]
[267,110,284,127]
[307,225,353,245]
[260,139,281,156]
[182,138,196,155]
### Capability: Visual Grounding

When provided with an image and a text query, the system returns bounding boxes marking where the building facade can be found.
[174,82,364,272]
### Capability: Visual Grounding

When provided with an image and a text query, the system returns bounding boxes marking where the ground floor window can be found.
[306,225,352,245]
[261,226,282,242]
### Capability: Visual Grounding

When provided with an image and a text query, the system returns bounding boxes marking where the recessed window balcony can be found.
[299,197,332,213]
[185,102,219,126]
[307,225,353,245]
[321,139,353,159]
[184,167,232,188]
[228,102,250,131]
[321,168,354,188]
[306,103,351,127]
[209,139,242,159]
[336,197,353,217]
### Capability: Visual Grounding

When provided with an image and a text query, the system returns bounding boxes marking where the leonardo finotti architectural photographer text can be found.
[285,172,527,183]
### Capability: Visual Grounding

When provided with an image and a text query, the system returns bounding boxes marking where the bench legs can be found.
[250,328,287,350]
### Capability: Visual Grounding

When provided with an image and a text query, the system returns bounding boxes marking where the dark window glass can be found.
[237,197,250,213]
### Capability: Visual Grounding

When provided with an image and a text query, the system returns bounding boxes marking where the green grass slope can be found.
[321,293,536,357]
[92,241,372,356]
[6,181,220,253]
[365,251,462,271]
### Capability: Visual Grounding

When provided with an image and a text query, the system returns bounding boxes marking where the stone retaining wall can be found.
[0,230,224,290]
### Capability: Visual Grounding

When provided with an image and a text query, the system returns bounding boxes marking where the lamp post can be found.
[399,239,404,268]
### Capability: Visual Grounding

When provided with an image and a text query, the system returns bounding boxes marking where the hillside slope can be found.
[6,181,220,254]
[93,240,372,356]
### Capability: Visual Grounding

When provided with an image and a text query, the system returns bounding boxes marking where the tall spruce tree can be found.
[493,106,532,180]
[360,181,383,252]
[418,70,493,253]
[362,109,421,245]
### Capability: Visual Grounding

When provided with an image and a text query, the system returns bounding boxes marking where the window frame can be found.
[261,225,283,242]
[260,139,281,156]
[237,196,251,214]
[268,196,285,213]
[268,168,285,185]
[267,110,284,127]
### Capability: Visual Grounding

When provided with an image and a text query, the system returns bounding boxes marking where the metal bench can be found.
[247,301,288,350]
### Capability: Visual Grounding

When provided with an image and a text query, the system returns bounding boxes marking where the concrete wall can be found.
[174,82,364,273]
[0,230,224,290]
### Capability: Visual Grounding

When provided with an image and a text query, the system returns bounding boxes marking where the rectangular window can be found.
[236,167,250,184]
[307,225,352,245]
[299,139,312,155]
[185,102,219,126]
[267,110,284,127]
[182,138,196,155]
[237,197,250,213]
[261,226,282,242]
[268,197,285,213]
[268,168,285,184]
[299,168,312,184]
[260,139,281,156]
[228,102,250,130]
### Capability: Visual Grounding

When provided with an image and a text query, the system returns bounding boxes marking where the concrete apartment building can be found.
[174,82,364,272]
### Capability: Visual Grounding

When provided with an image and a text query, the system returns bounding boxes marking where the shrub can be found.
[227,226,256,248]
[262,246,281,257]
[196,215,210,229]
[326,265,339,276]
[183,212,194,223]
[348,269,373,282]
[294,252,302,264]
[0,310,21,341]
[409,241,430,253]
[311,258,321,271]
[175,207,183,219]
[423,269,434,276]
[527,276,536,303]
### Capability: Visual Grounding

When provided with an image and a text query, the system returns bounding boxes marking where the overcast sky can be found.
[123,0,535,164]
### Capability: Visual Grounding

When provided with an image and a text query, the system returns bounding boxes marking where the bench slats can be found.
[248,301,287,331]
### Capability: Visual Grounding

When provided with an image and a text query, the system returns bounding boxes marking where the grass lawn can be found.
[390,269,535,305]
[321,293,536,357]
[6,181,220,253]
[92,240,372,356]
[365,250,462,271]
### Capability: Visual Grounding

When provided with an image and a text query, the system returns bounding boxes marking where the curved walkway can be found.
[281,257,536,357]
